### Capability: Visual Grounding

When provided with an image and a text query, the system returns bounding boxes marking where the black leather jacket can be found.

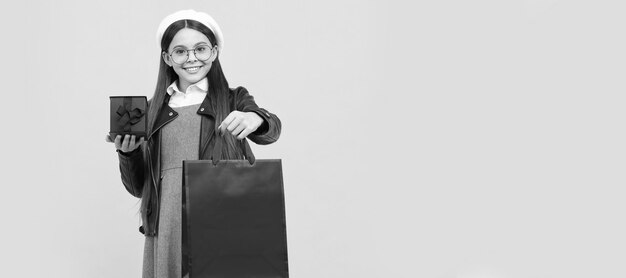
[116,86,281,236]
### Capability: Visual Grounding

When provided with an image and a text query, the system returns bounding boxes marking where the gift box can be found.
[109,96,147,139]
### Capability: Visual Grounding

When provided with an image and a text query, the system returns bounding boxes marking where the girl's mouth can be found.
[184,66,202,73]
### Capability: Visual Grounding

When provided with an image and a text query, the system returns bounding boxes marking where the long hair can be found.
[139,19,241,220]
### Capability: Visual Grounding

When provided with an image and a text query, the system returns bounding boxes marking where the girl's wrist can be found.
[249,111,269,134]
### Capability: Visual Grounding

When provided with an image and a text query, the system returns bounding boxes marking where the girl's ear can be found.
[209,47,218,63]
[162,52,172,67]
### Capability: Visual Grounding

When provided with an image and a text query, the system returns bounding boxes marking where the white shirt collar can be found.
[166,77,209,96]
[165,77,209,108]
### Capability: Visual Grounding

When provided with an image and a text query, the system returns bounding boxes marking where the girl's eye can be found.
[174,49,186,55]
[196,46,207,52]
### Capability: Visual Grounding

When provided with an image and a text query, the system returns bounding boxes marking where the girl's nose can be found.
[187,50,198,62]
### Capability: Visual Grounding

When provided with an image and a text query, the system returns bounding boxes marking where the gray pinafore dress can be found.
[142,103,202,278]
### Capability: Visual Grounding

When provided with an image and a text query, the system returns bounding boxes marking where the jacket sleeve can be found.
[117,146,145,198]
[232,86,282,145]
[115,97,150,198]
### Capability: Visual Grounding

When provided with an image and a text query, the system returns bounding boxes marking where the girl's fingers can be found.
[219,113,236,134]
[114,135,122,149]
[111,134,144,152]
[236,127,254,140]
[231,124,246,137]
[137,137,145,148]
[226,117,244,133]
[122,134,130,151]
[130,135,137,150]
[105,134,113,143]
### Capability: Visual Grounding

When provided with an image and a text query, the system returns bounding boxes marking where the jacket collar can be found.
[197,92,216,117]
[148,91,217,140]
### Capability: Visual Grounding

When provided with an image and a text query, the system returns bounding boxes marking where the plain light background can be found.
[0,0,624,277]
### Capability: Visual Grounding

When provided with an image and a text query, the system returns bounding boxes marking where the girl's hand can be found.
[105,134,145,153]
[217,111,263,140]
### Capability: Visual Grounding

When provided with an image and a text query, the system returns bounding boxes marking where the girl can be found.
[105,9,281,278]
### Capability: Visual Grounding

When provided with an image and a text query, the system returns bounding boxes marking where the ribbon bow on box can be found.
[116,103,145,132]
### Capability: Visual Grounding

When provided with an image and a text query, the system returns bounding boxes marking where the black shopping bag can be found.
[182,139,289,278]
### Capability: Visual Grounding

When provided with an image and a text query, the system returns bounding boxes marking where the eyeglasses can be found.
[166,44,215,64]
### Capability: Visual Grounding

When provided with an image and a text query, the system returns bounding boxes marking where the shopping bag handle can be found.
[211,136,256,166]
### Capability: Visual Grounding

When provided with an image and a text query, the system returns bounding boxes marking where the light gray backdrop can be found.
[0,0,624,277]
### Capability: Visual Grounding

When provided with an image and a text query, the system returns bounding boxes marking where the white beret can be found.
[156,9,224,53]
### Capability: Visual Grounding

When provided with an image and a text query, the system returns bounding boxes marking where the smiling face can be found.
[162,28,217,91]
